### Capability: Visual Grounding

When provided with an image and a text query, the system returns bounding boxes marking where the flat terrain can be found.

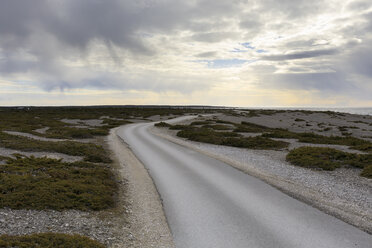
[118,117,372,248]
[1,107,371,247]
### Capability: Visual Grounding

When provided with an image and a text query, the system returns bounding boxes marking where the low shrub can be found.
[190,121,213,126]
[202,124,232,130]
[0,156,117,211]
[0,132,111,163]
[0,233,105,248]
[360,165,372,178]
[177,128,287,150]
[286,147,372,177]
[154,122,172,127]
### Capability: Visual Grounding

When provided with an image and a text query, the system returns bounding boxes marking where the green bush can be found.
[154,122,172,127]
[177,128,287,150]
[0,156,117,211]
[286,147,372,177]
[361,165,372,178]
[0,132,111,163]
[202,124,232,130]
[0,233,105,248]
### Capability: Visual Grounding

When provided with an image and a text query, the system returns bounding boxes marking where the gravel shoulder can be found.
[151,118,372,234]
[107,127,175,248]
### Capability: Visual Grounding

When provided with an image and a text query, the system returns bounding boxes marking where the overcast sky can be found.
[1,0,371,107]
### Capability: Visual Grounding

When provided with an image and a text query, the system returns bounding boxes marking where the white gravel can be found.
[0,147,83,163]
[0,208,126,247]
[60,119,105,127]
[3,131,97,144]
[34,127,49,134]
[107,127,175,248]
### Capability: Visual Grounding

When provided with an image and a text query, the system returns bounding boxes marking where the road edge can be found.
[107,126,175,248]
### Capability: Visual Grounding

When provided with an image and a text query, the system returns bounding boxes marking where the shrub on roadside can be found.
[286,146,372,177]
[0,156,117,211]
[0,233,105,248]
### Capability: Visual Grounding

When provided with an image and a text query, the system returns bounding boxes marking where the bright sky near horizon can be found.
[0,0,371,107]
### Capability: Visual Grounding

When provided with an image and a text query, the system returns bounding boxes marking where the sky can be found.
[0,0,372,107]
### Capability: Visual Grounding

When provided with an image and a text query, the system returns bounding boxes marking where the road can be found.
[117,117,372,248]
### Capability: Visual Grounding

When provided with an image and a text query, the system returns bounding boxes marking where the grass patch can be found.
[154,122,172,127]
[0,233,105,248]
[234,121,269,133]
[177,128,288,150]
[360,165,372,178]
[286,147,372,177]
[202,124,232,130]
[262,129,372,152]
[0,132,111,163]
[0,156,117,211]
[190,121,213,126]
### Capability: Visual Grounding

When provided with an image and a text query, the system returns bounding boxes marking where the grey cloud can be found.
[191,32,238,43]
[346,43,372,78]
[263,72,350,91]
[261,48,339,61]
[195,51,217,58]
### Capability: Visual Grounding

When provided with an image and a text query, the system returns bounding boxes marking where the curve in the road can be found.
[117,117,372,248]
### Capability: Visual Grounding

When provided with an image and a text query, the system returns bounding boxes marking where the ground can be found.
[0,107,371,247]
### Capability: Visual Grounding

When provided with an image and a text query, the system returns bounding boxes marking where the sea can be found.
[240,107,372,116]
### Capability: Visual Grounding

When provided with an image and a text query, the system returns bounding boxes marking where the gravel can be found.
[60,119,105,127]
[3,131,97,144]
[0,147,83,163]
[0,208,126,247]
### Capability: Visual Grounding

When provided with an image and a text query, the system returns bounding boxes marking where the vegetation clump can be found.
[0,132,111,163]
[190,121,213,126]
[286,147,372,177]
[202,124,232,130]
[177,128,288,150]
[154,122,172,127]
[263,129,372,152]
[234,121,269,133]
[0,156,117,210]
[0,233,105,248]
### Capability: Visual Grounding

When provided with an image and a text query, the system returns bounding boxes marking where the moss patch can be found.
[177,128,288,150]
[0,132,111,163]
[286,147,372,177]
[0,156,117,211]
[263,129,372,152]
[0,233,105,248]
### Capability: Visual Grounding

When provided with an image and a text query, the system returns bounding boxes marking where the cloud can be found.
[195,51,217,58]
[191,32,239,43]
[261,48,339,61]
[0,0,371,106]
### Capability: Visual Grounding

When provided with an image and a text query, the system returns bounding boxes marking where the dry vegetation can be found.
[156,109,372,178]
[0,233,105,248]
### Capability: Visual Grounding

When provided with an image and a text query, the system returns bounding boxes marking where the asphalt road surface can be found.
[117,117,372,248]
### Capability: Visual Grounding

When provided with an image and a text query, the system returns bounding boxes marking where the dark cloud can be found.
[195,51,217,58]
[261,48,339,61]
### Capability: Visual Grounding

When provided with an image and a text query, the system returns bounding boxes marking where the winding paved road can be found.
[117,117,372,248]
